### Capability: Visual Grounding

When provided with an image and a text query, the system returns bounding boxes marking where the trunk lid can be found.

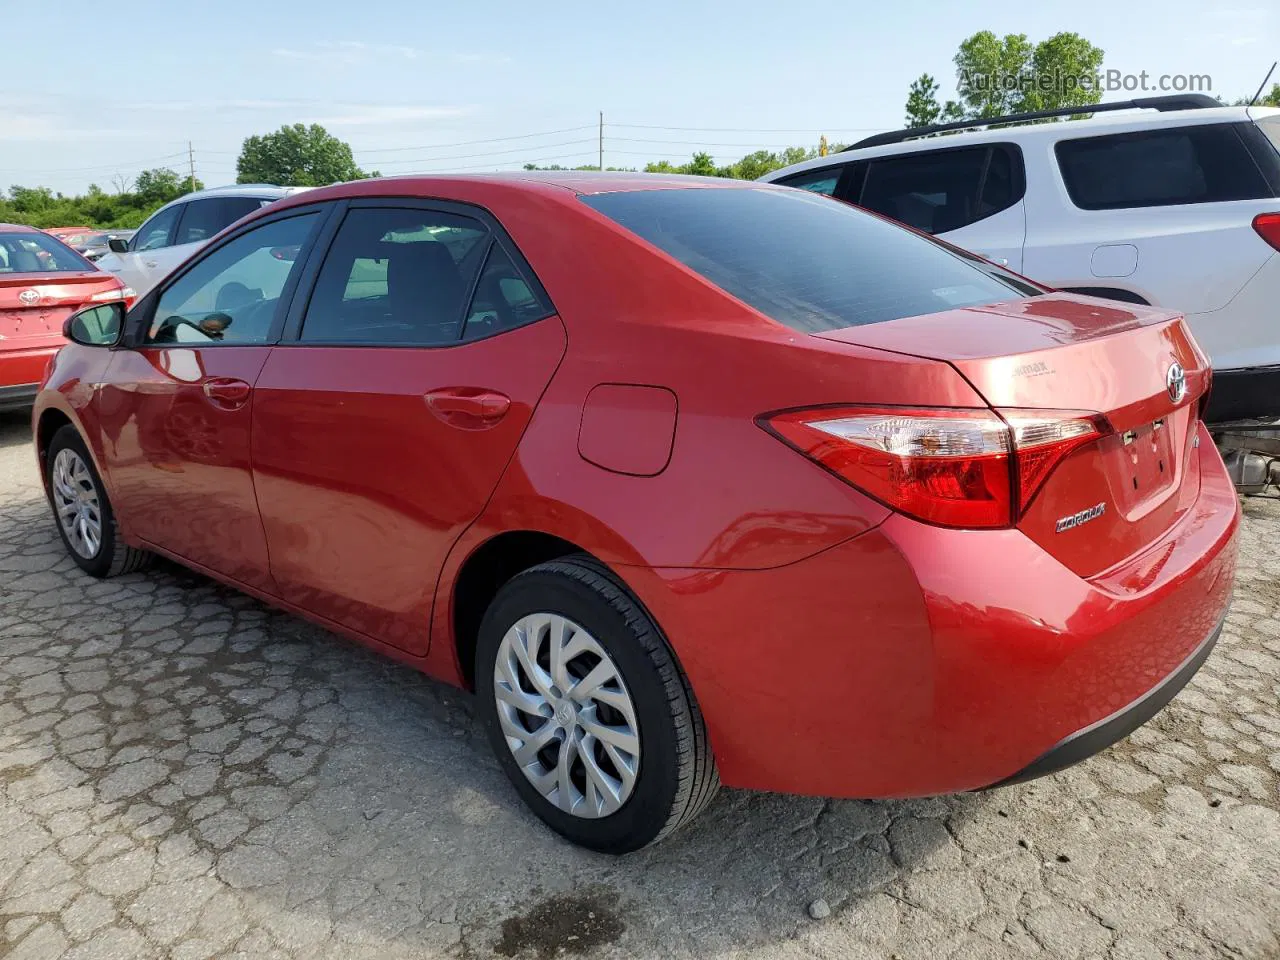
[0,272,123,349]
[816,294,1210,577]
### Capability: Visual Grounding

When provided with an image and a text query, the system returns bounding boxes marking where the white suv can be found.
[761,95,1280,425]
[96,184,310,299]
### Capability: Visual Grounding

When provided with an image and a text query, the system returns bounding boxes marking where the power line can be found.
[607,136,833,149]
[0,150,190,177]
[368,138,597,168]
[354,125,597,155]
[608,122,881,133]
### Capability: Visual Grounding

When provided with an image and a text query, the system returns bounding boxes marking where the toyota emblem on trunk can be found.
[1166,362,1186,404]
[17,289,40,306]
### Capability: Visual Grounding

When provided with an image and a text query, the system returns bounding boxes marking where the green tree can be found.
[1023,32,1106,113]
[954,31,1035,118]
[133,168,197,206]
[236,124,373,186]
[905,74,944,127]
[1235,83,1280,107]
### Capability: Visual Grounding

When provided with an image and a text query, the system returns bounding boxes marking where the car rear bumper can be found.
[1203,363,1280,424]
[0,382,39,411]
[621,421,1239,798]
[1,344,59,410]
[987,612,1223,787]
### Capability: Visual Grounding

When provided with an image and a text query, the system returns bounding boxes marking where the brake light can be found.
[1254,213,1280,252]
[90,286,136,308]
[762,406,1104,528]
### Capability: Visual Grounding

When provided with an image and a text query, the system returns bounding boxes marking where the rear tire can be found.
[476,554,719,853]
[45,425,151,579]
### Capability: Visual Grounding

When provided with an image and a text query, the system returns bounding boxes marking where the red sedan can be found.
[1,224,133,411]
[33,175,1238,852]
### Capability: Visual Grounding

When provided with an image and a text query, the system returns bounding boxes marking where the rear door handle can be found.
[201,377,252,410]
[424,387,511,429]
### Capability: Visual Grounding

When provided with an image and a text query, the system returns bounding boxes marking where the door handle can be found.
[144,260,158,268]
[424,387,511,429]
[201,377,252,409]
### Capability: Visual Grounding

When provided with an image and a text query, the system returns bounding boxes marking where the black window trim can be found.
[129,201,185,253]
[847,141,1027,234]
[277,195,557,350]
[1053,121,1280,211]
[120,201,339,350]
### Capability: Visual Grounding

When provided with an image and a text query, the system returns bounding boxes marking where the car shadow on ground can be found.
[0,416,997,959]
[0,410,33,451]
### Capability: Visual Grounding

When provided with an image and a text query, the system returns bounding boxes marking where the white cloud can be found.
[306,104,471,127]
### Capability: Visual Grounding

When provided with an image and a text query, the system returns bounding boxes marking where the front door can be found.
[251,202,567,654]
[99,209,323,592]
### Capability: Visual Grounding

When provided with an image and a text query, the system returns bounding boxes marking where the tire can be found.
[45,425,151,579]
[476,554,719,853]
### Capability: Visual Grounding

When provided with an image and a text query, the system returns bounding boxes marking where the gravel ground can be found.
[1,408,1277,960]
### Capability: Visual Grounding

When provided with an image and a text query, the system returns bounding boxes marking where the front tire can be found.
[476,555,719,853]
[45,425,150,578]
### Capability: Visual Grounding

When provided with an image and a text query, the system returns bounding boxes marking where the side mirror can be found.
[107,237,130,254]
[63,302,125,347]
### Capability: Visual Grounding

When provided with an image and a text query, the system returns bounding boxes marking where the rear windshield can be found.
[581,187,1029,332]
[0,232,94,274]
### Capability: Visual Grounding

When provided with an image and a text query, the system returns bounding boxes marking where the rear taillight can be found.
[762,406,1104,529]
[1254,213,1280,252]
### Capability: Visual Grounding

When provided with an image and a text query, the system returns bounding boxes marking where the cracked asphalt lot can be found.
[1,409,1278,960]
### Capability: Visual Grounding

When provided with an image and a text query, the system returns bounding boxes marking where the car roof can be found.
[0,222,42,234]
[762,104,1280,179]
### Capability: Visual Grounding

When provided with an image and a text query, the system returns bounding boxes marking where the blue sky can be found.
[3,0,1276,194]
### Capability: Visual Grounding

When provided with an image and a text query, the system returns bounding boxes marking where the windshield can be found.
[0,232,95,274]
[582,187,1033,333]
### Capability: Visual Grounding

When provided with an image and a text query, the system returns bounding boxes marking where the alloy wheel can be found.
[51,448,103,559]
[493,612,641,818]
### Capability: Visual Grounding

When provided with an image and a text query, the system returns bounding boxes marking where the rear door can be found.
[251,200,567,655]
[851,144,1028,271]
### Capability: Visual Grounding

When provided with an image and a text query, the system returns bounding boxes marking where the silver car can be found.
[95,184,310,298]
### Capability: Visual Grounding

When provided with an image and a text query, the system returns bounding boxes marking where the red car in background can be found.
[1,224,133,410]
[33,175,1238,852]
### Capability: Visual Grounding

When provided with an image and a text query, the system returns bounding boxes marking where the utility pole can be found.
[187,141,196,192]
[598,111,603,172]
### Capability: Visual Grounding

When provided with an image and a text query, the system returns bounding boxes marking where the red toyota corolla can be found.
[2,224,133,412]
[33,174,1238,852]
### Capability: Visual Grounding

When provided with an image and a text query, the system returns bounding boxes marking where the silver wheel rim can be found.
[494,613,641,818]
[51,448,103,559]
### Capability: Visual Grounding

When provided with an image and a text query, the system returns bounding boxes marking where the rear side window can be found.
[774,166,844,196]
[855,145,1022,234]
[1055,123,1275,210]
[300,208,491,345]
[582,187,1029,333]
[175,197,268,246]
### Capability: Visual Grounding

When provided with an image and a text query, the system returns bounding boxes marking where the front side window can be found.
[147,213,318,345]
[775,166,844,196]
[300,208,490,345]
[174,197,269,246]
[583,187,1028,333]
[133,205,182,252]
[0,233,94,273]
[1055,123,1274,210]
[858,146,1020,234]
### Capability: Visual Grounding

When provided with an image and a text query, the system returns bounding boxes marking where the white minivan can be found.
[762,95,1280,425]
[96,184,309,299]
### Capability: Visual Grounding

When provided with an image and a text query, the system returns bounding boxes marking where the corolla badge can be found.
[1166,361,1186,404]
[1055,502,1106,533]
[18,289,40,306]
